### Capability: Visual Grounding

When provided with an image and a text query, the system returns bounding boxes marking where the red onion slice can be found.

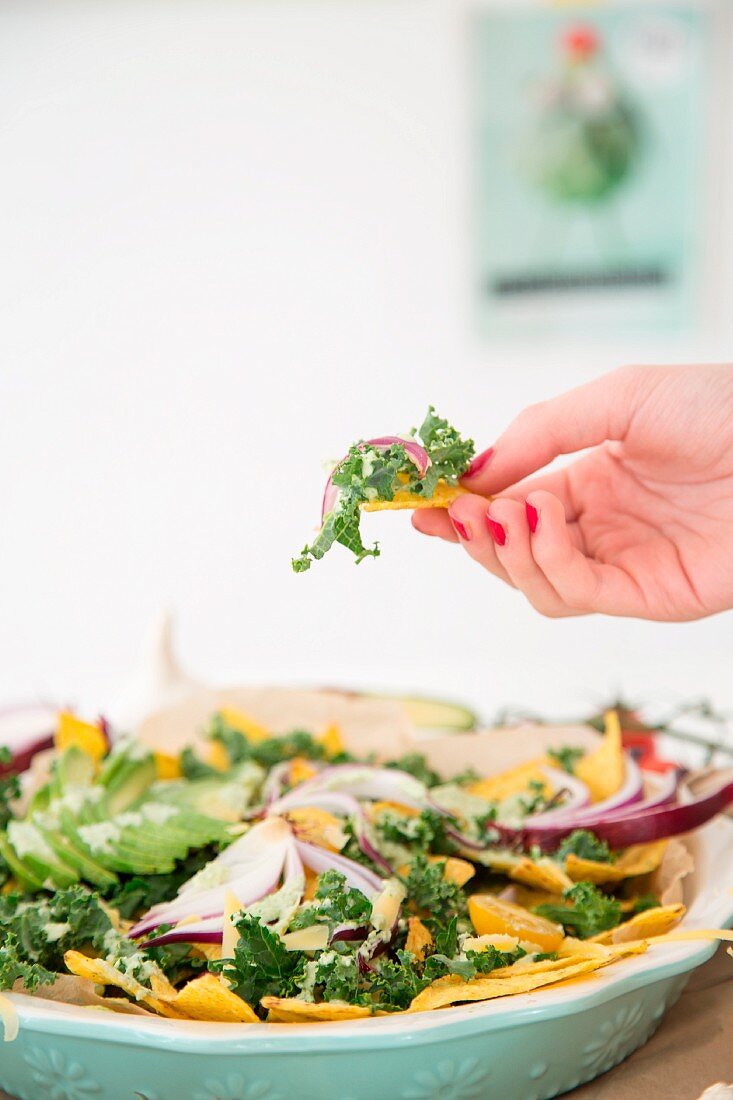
[142,917,224,948]
[524,767,590,823]
[295,839,383,896]
[523,775,733,851]
[321,437,431,521]
[0,703,56,774]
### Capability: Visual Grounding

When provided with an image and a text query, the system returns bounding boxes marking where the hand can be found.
[413,364,733,620]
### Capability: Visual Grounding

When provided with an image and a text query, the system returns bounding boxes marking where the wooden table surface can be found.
[2,947,731,1100]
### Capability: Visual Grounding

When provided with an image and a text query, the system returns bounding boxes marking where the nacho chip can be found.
[261,997,372,1023]
[154,751,182,780]
[218,706,270,744]
[361,481,468,512]
[591,904,686,945]
[566,841,669,885]
[408,956,606,1013]
[432,855,475,887]
[468,758,550,802]
[556,937,648,961]
[370,800,419,820]
[510,857,573,894]
[191,942,222,963]
[55,712,107,763]
[171,973,258,1023]
[319,723,345,759]
[289,757,319,786]
[575,710,624,802]
[206,740,231,772]
[287,807,346,852]
[63,951,184,1018]
[405,917,433,961]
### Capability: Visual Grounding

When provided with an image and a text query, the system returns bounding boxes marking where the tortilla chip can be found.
[191,942,222,963]
[575,710,624,802]
[289,757,319,786]
[206,740,230,772]
[405,917,433,961]
[14,975,155,1017]
[592,904,686,945]
[218,706,270,743]
[511,885,564,911]
[361,481,468,512]
[510,857,573,894]
[63,951,185,1018]
[286,807,346,852]
[154,751,182,780]
[468,758,550,802]
[371,801,419,820]
[557,937,648,961]
[319,724,345,759]
[408,956,607,1013]
[55,712,107,763]
[261,997,372,1023]
[565,841,668,885]
[433,855,475,887]
[171,974,258,1023]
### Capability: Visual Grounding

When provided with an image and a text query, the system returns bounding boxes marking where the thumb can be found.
[462,365,648,495]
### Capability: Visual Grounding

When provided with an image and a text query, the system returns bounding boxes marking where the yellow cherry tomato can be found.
[468,894,564,953]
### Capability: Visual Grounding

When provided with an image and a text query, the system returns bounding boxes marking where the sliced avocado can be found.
[6,821,79,888]
[98,754,156,816]
[50,745,96,798]
[35,822,118,888]
[0,832,45,892]
[375,694,478,732]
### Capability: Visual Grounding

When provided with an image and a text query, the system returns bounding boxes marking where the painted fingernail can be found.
[525,501,539,534]
[464,447,494,479]
[450,516,470,541]
[485,513,506,547]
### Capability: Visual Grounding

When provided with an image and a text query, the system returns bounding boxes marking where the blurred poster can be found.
[472,4,710,338]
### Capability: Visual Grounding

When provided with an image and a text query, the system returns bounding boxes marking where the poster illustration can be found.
[472,4,710,338]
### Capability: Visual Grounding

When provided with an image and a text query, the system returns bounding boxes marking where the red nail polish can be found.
[525,501,539,534]
[464,447,494,479]
[451,516,470,540]
[485,513,506,547]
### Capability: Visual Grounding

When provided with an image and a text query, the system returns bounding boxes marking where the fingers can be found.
[524,490,644,617]
[462,365,652,496]
[447,495,580,617]
[411,509,458,542]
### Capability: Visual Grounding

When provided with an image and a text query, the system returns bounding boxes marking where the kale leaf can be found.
[213,914,307,1008]
[547,746,584,775]
[386,754,440,789]
[401,854,467,923]
[0,886,116,989]
[535,882,622,939]
[289,870,372,930]
[555,830,615,865]
[0,748,21,830]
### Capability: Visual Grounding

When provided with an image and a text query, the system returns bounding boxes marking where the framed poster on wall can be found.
[471,2,713,338]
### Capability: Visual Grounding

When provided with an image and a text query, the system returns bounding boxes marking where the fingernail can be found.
[450,516,470,541]
[485,512,506,547]
[525,501,539,534]
[464,447,494,479]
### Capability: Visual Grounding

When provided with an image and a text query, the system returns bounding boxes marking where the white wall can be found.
[1,0,731,726]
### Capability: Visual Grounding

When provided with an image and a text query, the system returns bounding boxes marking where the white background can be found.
[1,0,732,728]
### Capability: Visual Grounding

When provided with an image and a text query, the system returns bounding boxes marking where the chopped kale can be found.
[555,830,615,865]
[386,754,441,789]
[213,914,307,1008]
[547,746,584,775]
[293,408,474,571]
[535,882,622,939]
[401,854,467,924]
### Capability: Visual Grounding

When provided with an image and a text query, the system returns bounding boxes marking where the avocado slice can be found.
[376,694,478,731]
[103,756,157,816]
[35,822,118,889]
[6,821,79,888]
[0,832,45,892]
[50,745,96,798]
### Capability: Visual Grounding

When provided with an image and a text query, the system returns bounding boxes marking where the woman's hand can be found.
[413,364,733,620]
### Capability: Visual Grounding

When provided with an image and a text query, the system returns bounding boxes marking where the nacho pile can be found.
[0,705,729,1034]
